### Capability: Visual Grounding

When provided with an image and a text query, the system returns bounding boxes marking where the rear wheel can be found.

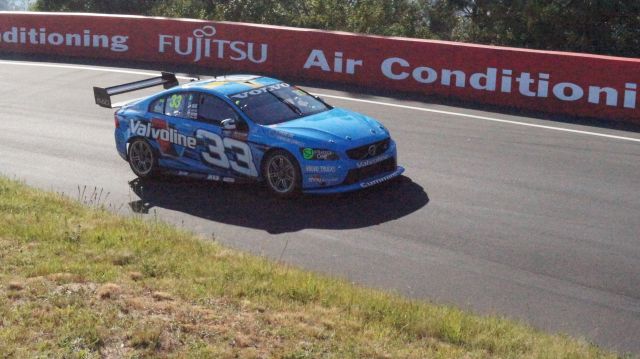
[128,139,157,178]
[263,150,301,197]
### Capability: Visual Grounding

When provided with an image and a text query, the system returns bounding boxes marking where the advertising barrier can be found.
[1,12,639,123]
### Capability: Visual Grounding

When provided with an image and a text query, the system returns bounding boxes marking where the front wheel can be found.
[128,138,157,178]
[263,150,301,198]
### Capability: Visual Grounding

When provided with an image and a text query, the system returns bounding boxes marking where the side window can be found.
[165,92,198,119]
[150,97,166,114]
[198,95,239,125]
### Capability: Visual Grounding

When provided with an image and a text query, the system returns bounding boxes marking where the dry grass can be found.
[96,283,122,300]
[0,177,626,358]
[151,291,174,301]
[128,271,144,281]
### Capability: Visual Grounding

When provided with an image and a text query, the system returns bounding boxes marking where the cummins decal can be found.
[159,25,268,63]
[360,169,403,188]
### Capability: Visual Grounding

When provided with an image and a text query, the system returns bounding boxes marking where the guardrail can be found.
[1,12,638,123]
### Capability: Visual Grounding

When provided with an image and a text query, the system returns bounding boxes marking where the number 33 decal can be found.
[195,129,258,177]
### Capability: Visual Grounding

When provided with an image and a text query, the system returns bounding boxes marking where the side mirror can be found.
[221,118,237,130]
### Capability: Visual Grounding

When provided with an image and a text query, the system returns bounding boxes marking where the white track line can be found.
[0,60,194,79]
[1,60,639,143]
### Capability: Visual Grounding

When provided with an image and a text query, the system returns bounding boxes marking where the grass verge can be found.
[0,177,622,358]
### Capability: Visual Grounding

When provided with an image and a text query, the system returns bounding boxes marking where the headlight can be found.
[300,148,339,161]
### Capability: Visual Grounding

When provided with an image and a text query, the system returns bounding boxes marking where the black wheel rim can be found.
[130,141,154,175]
[267,155,295,193]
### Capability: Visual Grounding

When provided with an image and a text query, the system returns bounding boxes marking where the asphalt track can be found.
[1,59,639,353]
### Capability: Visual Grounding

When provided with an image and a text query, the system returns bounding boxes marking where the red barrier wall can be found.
[1,12,639,123]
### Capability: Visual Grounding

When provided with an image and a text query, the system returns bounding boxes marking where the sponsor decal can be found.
[223,130,249,141]
[302,148,314,160]
[314,150,336,160]
[95,96,110,107]
[130,119,197,149]
[265,129,305,146]
[266,128,294,138]
[0,26,128,52]
[360,169,402,188]
[159,25,268,64]
[276,136,304,146]
[204,175,235,183]
[308,175,340,184]
[230,83,290,99]
[300,147,339,161]
[381,58,638,109]
[305,165,337,173]
[356,154,391,168]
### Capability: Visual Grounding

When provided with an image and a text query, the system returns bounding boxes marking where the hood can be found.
[272,108,388,145]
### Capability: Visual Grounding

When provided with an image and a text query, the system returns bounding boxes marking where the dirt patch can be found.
[99,341,134,359]
[8,281,24,291]
[128,271,144,281]
[0,238,12,248]
[47,272,85,284]
[97,283,122,300]
[54,282,98,295]
[152,291,173,301]
[110,251,136,266]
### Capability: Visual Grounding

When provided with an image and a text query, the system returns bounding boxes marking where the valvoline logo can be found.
[129,119,196,157]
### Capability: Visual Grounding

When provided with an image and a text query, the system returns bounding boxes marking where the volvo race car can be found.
[93,72,404,196]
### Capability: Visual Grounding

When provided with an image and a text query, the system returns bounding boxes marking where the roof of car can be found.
[180,74,282,96]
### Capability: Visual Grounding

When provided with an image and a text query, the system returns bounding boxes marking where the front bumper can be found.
[301,138,403,194]
[303,166,405,194]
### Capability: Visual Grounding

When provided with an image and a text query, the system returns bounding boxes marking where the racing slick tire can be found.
[128,138,158,179]
[263,150,301,198]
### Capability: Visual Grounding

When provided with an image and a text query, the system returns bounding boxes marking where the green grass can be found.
[0,177,624,358]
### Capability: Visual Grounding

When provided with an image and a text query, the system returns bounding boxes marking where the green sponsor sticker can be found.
[303,148,314,160]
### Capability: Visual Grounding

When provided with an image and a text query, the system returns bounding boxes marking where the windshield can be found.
[229,83,331,125]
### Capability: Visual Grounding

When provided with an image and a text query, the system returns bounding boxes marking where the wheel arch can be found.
[260,147,301,178]
[260,147,304,198]
[125,136,157,161]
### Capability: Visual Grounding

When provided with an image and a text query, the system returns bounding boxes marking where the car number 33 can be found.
[195,129,258,177]
[99,72,404,197]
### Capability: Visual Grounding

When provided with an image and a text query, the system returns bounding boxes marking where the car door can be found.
[190,93,259,179]
[143,91,201,172]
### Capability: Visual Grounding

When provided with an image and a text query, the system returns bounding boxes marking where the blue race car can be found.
[94,73,404,197]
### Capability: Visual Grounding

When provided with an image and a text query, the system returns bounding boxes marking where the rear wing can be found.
[93,72,179,108]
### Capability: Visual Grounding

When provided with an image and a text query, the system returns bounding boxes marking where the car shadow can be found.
[128,175,429,234]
